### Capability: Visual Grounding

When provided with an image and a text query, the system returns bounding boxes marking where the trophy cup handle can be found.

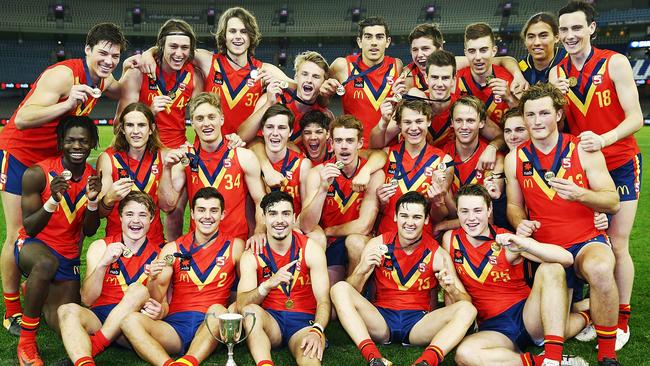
[204,312,223,345]
[236,312,256,344]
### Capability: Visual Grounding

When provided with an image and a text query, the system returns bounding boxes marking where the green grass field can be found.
[0,126,648,365]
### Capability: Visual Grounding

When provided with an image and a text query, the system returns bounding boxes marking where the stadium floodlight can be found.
[279,8,288,24]
[54,4,64,20]
[502,2,512,17]
[352,7,361,22]
[425,5,436,21]
[132,7,142,25]
[207,8,216,26]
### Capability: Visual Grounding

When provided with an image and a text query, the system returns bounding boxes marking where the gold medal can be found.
[336,85,346,96]
[335,161,345,170]
[544,171,555,181]
[568,77,578,87]
[91,88,102,98]
[285,299,294,309]
[437,162,447,171]
[389,179,399,187]
[279,81,289,89]
[249,69,259,80]
[393,93,402,102]
[377,244,389,254]
[180,155,190,167]
[485,75,494,83]
[491,242,501,252]
[61,170,72,181]
[164,254,175,266]
[122,247,133,258]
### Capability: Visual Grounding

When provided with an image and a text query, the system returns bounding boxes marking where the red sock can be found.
[18,315,39,344]
[74,356,95,366]
[3,291,22,318]
[578,310,591,325]
[415,345,444,366]
[617,304,630,331]
[89,330,111,357]
[543,335,564,362]
[358,338,382,362]
[174,355,199,366]
[256,361,275,366]
[520,352,535,366]
[595,324,617,361]
[162,360,174,366]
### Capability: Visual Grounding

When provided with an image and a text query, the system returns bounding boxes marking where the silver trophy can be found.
[205,312,256,366]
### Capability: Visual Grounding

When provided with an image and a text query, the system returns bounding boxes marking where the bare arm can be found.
[433,248,471,302]
[80,240,108,306]
[21,166,50,237]
[114,68,143,123]
[504,151,529,229]
[602,54,644,144]
[306,239,331,328]
[299,167,329,233]
[235,251,264,310]
[497,233,574,268]
[237,93,273,143]
[147,243,175,303]
[157,150,186,212]
[239,148,266,234]
[345,236,382,292]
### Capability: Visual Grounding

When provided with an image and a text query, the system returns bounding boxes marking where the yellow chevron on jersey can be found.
[517,142,575,200]
[559,61,608,116]
[211,61,250,110]
[187,247,232,291]
[348,61,398,111]
[451,234,499,284]
[389,251,433,290]
[157,72,192,113]
[73,76,98,115]
[111,154,159,194]
[47,173,88,224]
[331,188,362,215]
[197,149,236,188]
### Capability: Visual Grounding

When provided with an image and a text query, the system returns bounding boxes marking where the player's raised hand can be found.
[516,219,541,237]
[488,77,510,99]
[359,245,385,273]
[262,166,287,189]
[551,76,570,94]
[435,268,457,294]
[65,84,95,109]
[265,79,283,100]
[510,73,529,99]
[376,182,398,206]
[137,52,157,80]
[351,168,370,192]
[483,175,502,200]
[102,242,127,265]
[106,178,133,203]
[391,76,406,96]
[477,145,497,171]
[163,149,185,168]
[495,233,528,252]
[86,172,102,201]
[147,257,167,280]
[379,99,395,123]
[225,133,246,149]
[265,259,299,289]
[50,175,70,202]
[150,95,173,115]
[548,177,585,202]
[319,78,340,98]
[319,164,341,189]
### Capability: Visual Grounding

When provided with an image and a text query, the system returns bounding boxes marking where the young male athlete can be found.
[331,192,476,366]
[519,12,567,85]
[159,92,266,240]
[0,23,126,335]
[375,99,452,235]
[550,1,643,349]
[320,17,404,147]
[300,115,384,282]
[15,116,102,366]
[58,192,161,365]
[120,187,244,365]
[505,83,621,365]
[446,184,587,366]
[238,51,334,143]
[456,23,517,127]
[97,102,165,246]
[238,191,330,366]
[299,110,333,164]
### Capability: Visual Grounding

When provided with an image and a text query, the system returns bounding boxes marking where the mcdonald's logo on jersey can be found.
[524,178,534,189]
[354,90,364,100]
[617,185,630,196]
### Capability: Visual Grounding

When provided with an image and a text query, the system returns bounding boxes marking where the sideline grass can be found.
[0,126,648,365]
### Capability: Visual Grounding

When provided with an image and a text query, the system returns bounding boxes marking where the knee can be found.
[241,303,264,318]
[454,342,481,366]
[207,303,227,315]
[344,235,365,253]
[120,312,145,333]
[123,283,149,306]
[30,256,60,279]
[455,300,477,320]
[583,258,615,286]
[329,281,352,303]
[57,302,82,322]
[307,230,327,250]
[537,262,566,281]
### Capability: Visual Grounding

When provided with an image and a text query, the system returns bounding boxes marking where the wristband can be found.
[87,197,99,211]
[312,322,324,334]
[309,327,324,339]
[258,284,270,297]
[43,196,59,213]
[100,196,115,211]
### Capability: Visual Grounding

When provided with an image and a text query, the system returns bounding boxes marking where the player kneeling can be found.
[58,192,161,365]
[445,184,586,366]
[331,191,476,366]
[120,187,244,365]
[237,191,330,366]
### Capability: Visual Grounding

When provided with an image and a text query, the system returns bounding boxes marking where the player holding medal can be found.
[237,191,330,366]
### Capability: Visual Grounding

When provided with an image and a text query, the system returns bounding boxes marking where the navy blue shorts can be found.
[266,309,314,346]
[326,237,347,267]
[478,299,538,350]
[15,237,81,281]
[376,306,427,345]
[566,234,610,300]
[91,304,116,324]
[0,150,27,195]
[164,311,204,354]
[610,153,641,202]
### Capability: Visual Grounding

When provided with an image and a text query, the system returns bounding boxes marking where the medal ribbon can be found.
[387,234,429,286]
[403,93,451,104]
[524,133,565,186]
[394,142,427,180]
[470,224,497,242]
[188,231,220,257]
[225,54,258,80]
[280,89,317,106]
[124,149,146,181]
[260,236,298,299]
[269,149,292,192]
[155,68,188,97]
[341,55,386,86]
[79,60,99,111]
[565,48,595,91]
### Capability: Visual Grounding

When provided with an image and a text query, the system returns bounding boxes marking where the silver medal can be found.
[61,170,72,181]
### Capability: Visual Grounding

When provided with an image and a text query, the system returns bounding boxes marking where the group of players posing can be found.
[0,1,642,365]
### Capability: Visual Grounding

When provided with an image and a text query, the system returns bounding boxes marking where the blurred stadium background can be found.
[1,0,649,126]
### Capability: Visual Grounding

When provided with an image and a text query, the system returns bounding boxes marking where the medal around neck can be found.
[336,85,346,96]
[335,161,345,170]
[61,170,73,181]
[544,171,555,181]
[91,88,102,98]
[122,247,133,258]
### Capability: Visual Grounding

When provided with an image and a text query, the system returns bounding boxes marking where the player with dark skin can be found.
[16,116,102,366]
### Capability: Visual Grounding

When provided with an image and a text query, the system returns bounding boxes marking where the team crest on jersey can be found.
[178,83,187,92]
[262,265,272,278]
[562,157,571,169]
[593,74,603,85]
[213,72,224,85]
[424,167,433,177]
[453,249,464,264]
[354,77,364,88]
[326,185,336,197]
[418,262,427,273]
[216,256,226,267]
[488,255,497,265]
[179,258,191,271]
[522,161,533,176]
[152,164,159,175]
[285,171,293,180]
[118,168,130,179]
[109,262,120,275]
[382,257,394,271]
[148,78,158,90]
[224,158,232,168]
[387,162,397,175]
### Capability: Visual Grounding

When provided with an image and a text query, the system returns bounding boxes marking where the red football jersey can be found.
[103,147,164,246]
[185,142,249,240]
[442,139,489,195]
[379,143,445,234]
[168,230,237,314]
[204,53,264,136]
[269,149,305,215]
[18,157,95,259]
[516,134,604,247]
[405,62,428,91]
[454,65,513,127]
[341,55,400,148]
[0,59,104,166]
[320,157,368,230]
[373,231,440,311]
[255,231,316,314]
[277,91,329,142]
[428,92,457,149]
[139,62,195,148]
[449,227,530,322]
[557,47,640,170]
[92,233,160,308]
